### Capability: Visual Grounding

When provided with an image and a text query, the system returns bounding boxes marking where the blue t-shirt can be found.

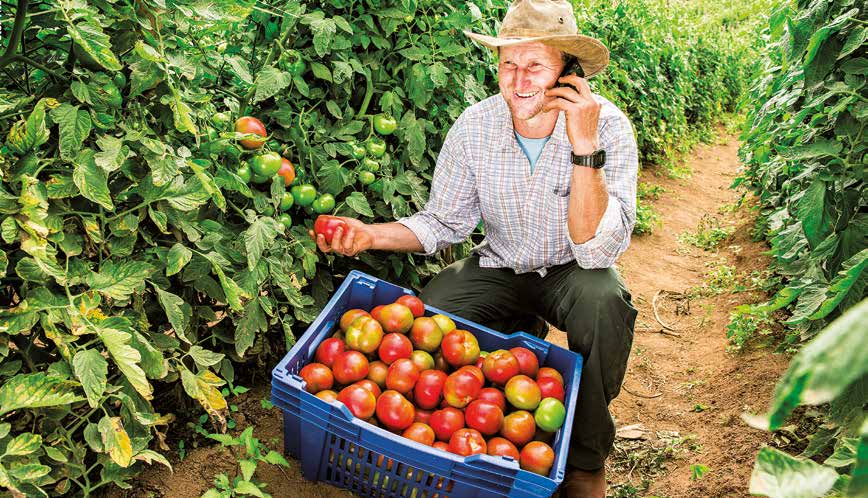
[514,131,551,173]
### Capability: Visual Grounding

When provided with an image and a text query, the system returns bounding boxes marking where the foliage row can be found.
[0,0,754,495]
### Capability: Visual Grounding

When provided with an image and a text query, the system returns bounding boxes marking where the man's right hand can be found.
[309,216,375,256]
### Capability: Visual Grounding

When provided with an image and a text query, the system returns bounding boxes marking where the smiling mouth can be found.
[514,91,539,98]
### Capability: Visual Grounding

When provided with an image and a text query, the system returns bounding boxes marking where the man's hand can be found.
[308,217,374,256]
[544,75,601,155]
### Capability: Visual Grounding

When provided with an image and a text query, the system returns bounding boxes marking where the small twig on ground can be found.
[652,290,680,332]
[622,385,663,399]
[635,325,682,338]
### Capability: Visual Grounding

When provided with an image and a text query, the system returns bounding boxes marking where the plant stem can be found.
[356,68,374,117]
[15,54,65,79]
[239,22,294,116]
[0,0,30,70]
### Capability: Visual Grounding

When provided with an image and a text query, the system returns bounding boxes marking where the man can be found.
[309,0,638,495]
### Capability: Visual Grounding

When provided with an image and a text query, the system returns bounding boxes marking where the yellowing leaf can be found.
[98,416,133,467]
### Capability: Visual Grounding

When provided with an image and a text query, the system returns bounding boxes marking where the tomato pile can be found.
[298,296,567,477]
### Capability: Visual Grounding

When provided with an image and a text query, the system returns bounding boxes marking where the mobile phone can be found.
[556,56,583,87]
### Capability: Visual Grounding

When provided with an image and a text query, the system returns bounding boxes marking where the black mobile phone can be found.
[556,57,583,87]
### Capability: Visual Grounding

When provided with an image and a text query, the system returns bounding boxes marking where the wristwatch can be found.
[571,149,606,169]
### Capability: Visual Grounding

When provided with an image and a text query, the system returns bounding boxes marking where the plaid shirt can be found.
[398,94,638,276]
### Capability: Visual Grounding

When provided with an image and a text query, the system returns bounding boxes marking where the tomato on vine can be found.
[359,170,376,186]
[277,157,296,186]
[113,72,127,89]
[373,114,397,136]
[280,192,295,211]
[282,49,307,77]
[350,142,367,160]
[312,194,336,214]
[278,213,293,229]
[366,139,386,158]
[291,184,317,207]
[236,164,252,182]
[235,116,267,149]
[252,173,271,184]
[362,157,380,172]
[249,151,282,177]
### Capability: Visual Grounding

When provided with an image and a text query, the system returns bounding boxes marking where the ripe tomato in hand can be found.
[314,215,348,244]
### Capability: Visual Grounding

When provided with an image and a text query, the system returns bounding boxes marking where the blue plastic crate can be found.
[271,270,583,498]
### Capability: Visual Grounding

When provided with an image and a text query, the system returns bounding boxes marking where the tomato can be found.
[409,350,435,372]
[477,388,507,413]
[536,367,564,386]
[350,142,367,160]
[340,309,371,332]
[252,173,271,184]
[440,330,481,367]
[249,151,282,177]
[367,361,389,389]
[361,157,380,172]
[236,165,252,182]
[212,112,230,129]
[290,184,317,207]
[337,385,376,419]
[370,305,385,323]
[378,333,413,365]
[279,192,295,211]
[409,317,443,352]
[277,157,296,186]
[537,376,565,402]
[282,49,306,76]
[234,116,267,149]
[414,370,448,410]
[403,423,435,446]
[113,72,127,89]
[312,193,336,214]
[395,295,425,317]
[373,114,397,136]
[429,407,465,442]
[345,316,384,354]
[315,389,338,403]
[465,400,504,436]
[534,398,566,432]
[433,441,450,452]
[458,365,484,385]
[414,408,433,425]
[431,314,457,334]
[332,350,369,385]
[442,368,482,409]
[448,428,487,456]
[369,179,384,194]
[358,170,376,185]
[385,358,420,394]
[482,350,521,386]
[500,410,536,447]
[313,215,348,244]
[315,338,345,368]
[509,347,540,378]
[376,303,414,334]
[366,139,386,158]
[487,437,520,460]
[519,441,555,476]
[277,213,293,229]
[260,205,274,216]
[505,375,542,410]
[299,363,334,394]
[353,379,382,399]
[375,390,415,432]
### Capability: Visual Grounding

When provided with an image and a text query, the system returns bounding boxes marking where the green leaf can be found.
[226,56,254,84]
[803,8,859,66]
[1,217,17,244]
[240,459,256,481]
[782,138,843,160]
[134,449,172,469]
[400,110,426,165]
[0,252,6,280]
[94,135,129,172]
[310,18,337,57]
[189,346,224,367]
[0,373,85,415]
[243,217,281,271]
[96,317,153,400]
[345,191,374,217]
[154,286,192,344]
[166,243,193,276]
[208,256,247,311]
[825,438,857,468]
[809,249,867,320]
[265,450,289,466]
[848,420,868,496]
[9,463,51,482]
[73,149,114,211]
[235,297,266,357]
[87,260,154,300]
[744,299,868,431]
[794,179,834,249]
[839,27,866,60]
[2,433,42,456]
[73,349,108,408]
[170,92,198,135]
[64,15,122,71]
[749,446,838,498]
[0,423,9,439]
[187,160,226,211]
[98,415,133,467]
[233,480,265,497]
[51,104,92,161]
[315,161,350,195]
[310,62,332,82]
[252,66,292,104]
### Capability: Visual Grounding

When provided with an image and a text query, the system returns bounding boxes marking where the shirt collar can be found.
[496,94,569,149]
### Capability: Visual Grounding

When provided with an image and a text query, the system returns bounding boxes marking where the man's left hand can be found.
[544,75,601,155]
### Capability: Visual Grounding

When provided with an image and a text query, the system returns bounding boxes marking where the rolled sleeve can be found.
[569,111,638,269]
[396,216,440,256]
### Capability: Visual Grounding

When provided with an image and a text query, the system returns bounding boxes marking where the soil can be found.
[102,128,789,498]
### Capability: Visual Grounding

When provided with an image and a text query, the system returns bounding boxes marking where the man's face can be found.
[498,43,564,122]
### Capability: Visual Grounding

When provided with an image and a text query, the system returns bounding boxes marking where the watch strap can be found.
[571,149,606,169]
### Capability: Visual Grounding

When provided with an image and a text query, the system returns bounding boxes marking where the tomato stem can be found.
[0,0,30,71]
[356,68,374,117]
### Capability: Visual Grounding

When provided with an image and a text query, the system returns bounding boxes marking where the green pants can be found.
[419,255,637,471]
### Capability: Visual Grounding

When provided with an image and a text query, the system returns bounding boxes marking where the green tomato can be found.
[280,191,295,211]
[261,205,275,217]
[312,194,336,214]
[350,142,367,160]
[358,171,376,185]
[249,151,282,177]
[102,82,123,108]
[252,173,271,184]
[373,114,397,136]
[236,165,252,182]
[369,179,384,194]
[113,72,127,89]
[362,157,380,172]
[534,398,566,432]
[212,112,231,128]
[366,139,386,158]
[282,49,306,77]
[278,213,293,229]
[291,184,317,207]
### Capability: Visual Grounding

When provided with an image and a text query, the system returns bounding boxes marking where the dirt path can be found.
[105,128,788,498]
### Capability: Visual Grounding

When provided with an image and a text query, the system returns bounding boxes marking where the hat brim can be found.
[463,30,609,78]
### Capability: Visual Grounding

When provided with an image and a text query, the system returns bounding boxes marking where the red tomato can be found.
[500,410,536,447]
[385,358,420,394]
[482,350,521,386]
[402,422,435,446]
[370,304,385,322]
[457,365,484,385]
[299,363,333,393]
[509,347,540,378]
[519,441,555,476]
[366,360,389,389]
[378,333,413,365]
[448,428,487,456]
[429,407,465,442]
[440,329,480,367]
[332,350,369,385]
[487,437,520,460]
[376,390,415,431]
[345,316,384,354]
[395,295,425,317]
[353,379,382,398]
[477,387,507,412]
[314,215,348,244]
[409,317,444,352]
[234,116,266,149]
[277,157,296,186]
[537,376,565,402]
[433,441,450,452]
[376,303,414,334]
[536,367,564,386]
[464,400,504,436]
[414,369,448,410]
[315,338,344,368]
[442,368,483,409]
[315,389,338,403]
[414,408,433,425]
[337,385,376,419]
[340,309,370,332]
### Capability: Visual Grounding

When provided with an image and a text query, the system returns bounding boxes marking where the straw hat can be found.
[463,0,609,78]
